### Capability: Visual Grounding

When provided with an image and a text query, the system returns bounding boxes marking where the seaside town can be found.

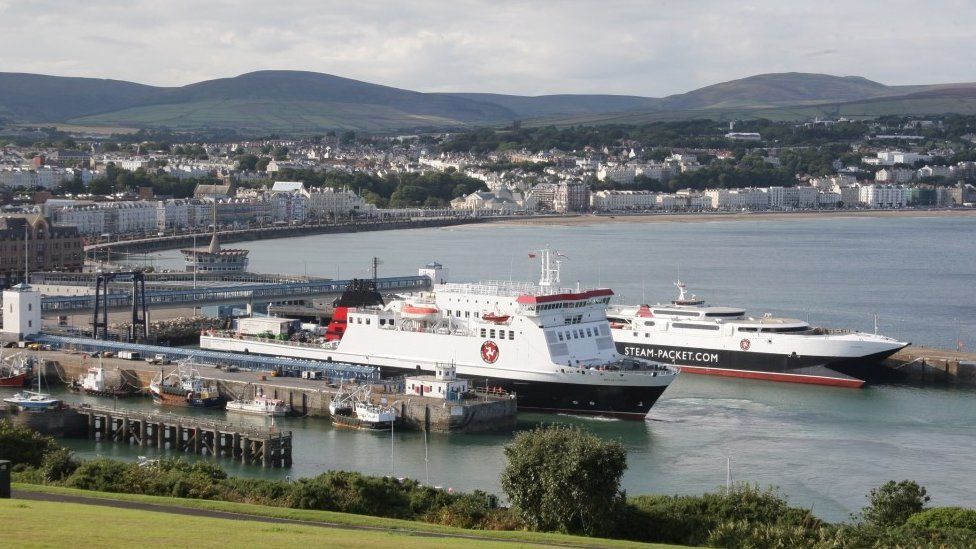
[2,117,976,286]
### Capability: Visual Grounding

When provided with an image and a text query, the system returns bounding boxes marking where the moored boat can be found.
[0,348,30,387]
[226,392,291,416]
[202,249,679,419]
[77,359,137,397]
[332,402,397,430]
[608,281,909,388]
[149,359,222,408]
[3,356,61,411]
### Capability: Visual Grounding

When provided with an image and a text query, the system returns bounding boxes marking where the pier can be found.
[886,346,976,384]
[33,346,518,433]
[76,405,292,468]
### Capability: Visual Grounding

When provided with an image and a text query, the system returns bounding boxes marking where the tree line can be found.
[4,420,975,548]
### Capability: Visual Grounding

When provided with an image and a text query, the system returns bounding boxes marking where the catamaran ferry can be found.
[607,282,909,388]
[201,251,677,419]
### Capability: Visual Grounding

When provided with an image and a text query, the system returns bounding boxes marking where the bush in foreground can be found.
[500,424,627,536]
[0,419,59,468]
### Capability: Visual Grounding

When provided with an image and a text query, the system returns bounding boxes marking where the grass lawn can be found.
[10,483,683,548]
[0,498,533,548]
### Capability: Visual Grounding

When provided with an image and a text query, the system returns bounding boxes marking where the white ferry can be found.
[201,251,678,419]
[608,282,909,388]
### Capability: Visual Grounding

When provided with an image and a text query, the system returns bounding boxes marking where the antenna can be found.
[874,314,879,335]
[371,257,382,284]
[726,455,733,491]
[23,224,29,285]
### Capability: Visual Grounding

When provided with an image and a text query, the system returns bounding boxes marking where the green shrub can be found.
[859,480,930,528]
[66,458,132,492]
[829,523,976,548]
[500,424,627,536]
[624,484,819,546]
[0,420,59,467]
[704,519,833,549]
[424,492,497,529]
[907,507,976,532]
[40,447,79,483]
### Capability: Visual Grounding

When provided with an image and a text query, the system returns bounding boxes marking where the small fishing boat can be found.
[332,402,397,430]
[149,359,222,408]
[76,359,136,398]
[226,392,291,416]
[0,349,30,387]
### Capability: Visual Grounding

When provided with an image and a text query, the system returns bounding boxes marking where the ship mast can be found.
[537,247,563,291]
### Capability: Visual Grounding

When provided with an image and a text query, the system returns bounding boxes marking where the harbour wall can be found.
[885,346,976,385]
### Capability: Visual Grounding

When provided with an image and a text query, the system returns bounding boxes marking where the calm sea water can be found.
[21,215,976,521]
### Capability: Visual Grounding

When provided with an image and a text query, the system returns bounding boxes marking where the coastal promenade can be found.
[85,216,493,255]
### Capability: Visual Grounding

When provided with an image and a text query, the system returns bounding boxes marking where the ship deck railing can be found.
[437,280,600,298]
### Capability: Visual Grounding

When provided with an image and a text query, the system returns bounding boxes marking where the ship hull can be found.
[380,368,669,419]
[84,388,136,398]
[331,413,394,430]
[0,373,28,387]
[616,341,905,387]
[485,376,668,419]
[151,389,222,408]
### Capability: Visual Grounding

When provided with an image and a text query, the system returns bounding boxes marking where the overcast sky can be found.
[0,0,973,96]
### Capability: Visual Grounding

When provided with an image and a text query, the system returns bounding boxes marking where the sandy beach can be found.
[484,208,976,227]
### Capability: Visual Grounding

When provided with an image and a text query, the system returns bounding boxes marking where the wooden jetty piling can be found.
[75,405,292,468]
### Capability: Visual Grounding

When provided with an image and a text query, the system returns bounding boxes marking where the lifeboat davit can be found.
[482,312,510,324]
[401,303,439,321]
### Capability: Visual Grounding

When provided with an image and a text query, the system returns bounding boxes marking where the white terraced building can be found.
[590,190,658,211]
[705,188,769,210]
[304,186,375,218]
[859,184,909,208]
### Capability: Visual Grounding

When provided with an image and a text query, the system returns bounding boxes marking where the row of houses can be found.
[39,182,374,235]
[0,167,95,189]
[589,182,976,212]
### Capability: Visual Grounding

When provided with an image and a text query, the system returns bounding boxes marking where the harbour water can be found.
[22,215,976,522]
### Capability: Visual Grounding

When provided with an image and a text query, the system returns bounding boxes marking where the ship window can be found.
[508,330,514,339]
[480,328,486,337]
[365,319,370,325]
[738,327,757,332]
[645,333,650,338]
[643,321,655,326]
[498,331,505,340]
[558,332,564,341]
[465,312,470,318]
[672,322,719,331]
[586,328,593,337]
[490,329,496,338]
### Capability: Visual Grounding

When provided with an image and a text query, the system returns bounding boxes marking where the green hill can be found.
[3,69,976,132]
[0,73,162,121]
[655,72,899,110]
[438,92,662,118]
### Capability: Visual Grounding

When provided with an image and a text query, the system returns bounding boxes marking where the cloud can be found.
[0,0,971,96]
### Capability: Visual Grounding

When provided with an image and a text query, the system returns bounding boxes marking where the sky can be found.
[0,0,973,97]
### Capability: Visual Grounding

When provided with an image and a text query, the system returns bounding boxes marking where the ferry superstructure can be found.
[201,251,677,419]
[608,282,909,388]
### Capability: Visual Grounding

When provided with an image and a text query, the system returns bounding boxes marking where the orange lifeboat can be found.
[482,312,510,324]
[401,303,439,321]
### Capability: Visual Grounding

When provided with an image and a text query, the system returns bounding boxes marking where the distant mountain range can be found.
[1,70,976,133]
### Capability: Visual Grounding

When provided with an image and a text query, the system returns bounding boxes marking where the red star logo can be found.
[481,341,499,364]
